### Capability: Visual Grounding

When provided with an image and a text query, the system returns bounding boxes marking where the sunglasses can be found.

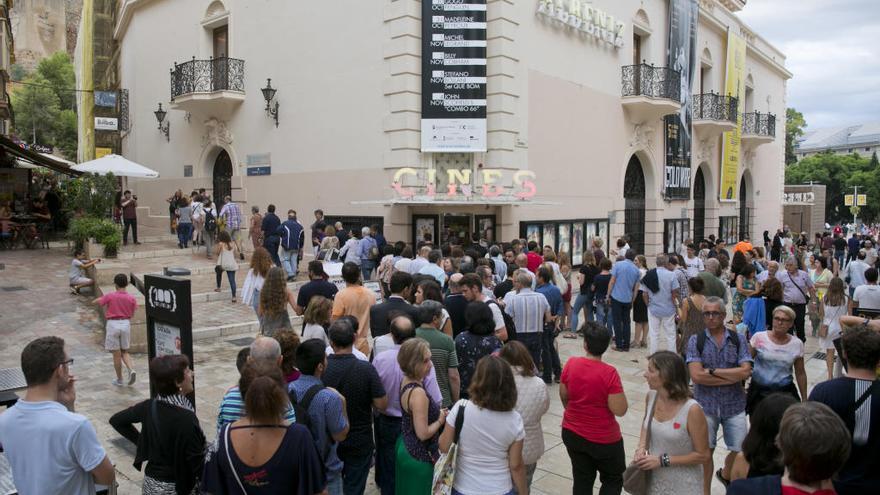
[702,311,724,318]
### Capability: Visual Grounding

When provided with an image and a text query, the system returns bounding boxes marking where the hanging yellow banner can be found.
[720,30,747,202]
[96,147,113,158]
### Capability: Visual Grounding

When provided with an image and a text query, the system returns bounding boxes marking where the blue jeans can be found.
[215,269,236,297]
[595,299,611,334]
[251,288,260,313]
[374,414,402,495]
[280,247,299,278]
[176,223,192,247]
[341,450,373,495]
[541,323,562,382]
[361,260,375,281]
[571,290,594,331]
[611,299,632,350]
[834,250,846,269]
[326,471,343,495]
[705,411,747,451]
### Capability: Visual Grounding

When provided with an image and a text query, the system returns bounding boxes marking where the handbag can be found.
[788,272,811,305]
[623,393,658,495]
[432,401,467,495]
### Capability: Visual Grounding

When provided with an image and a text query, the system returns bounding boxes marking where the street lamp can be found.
[261,78,279,127]
[154,103,170,142]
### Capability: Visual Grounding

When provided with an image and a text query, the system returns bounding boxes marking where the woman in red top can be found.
[559,321,628,495]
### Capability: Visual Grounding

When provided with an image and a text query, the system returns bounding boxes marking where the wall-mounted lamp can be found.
[261,78,279,127]
[154,103,170,142]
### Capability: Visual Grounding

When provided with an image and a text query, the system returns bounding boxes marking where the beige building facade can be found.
[115,0,789,259]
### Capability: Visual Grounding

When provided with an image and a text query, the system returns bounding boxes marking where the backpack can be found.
[696,329,740,356]
[204,210,217,233]
[487,299,517,342]
[289,384,331,458]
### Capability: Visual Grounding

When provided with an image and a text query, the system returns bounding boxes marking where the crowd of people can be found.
[6,217,880,495]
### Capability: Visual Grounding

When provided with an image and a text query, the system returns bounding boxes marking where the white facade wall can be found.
[116,0,790,257]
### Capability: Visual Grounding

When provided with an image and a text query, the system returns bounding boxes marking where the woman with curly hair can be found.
[258,267,295,337]
[242,247,273,313]
[273,329,301,384]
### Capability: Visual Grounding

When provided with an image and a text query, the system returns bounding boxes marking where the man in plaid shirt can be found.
[219,195,245,260]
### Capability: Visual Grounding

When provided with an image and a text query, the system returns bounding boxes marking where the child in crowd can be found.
[94,273,138,386]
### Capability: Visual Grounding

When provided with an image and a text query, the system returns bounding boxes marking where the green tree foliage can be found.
[785,108,807,165]
[66,172,117,219]
[10,51,78,159]
[785,152,880,224]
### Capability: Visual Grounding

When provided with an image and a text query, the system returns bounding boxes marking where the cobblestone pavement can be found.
[0,247,830,494]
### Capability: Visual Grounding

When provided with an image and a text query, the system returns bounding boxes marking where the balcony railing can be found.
[170,57,245,100]
[742,111,776,138]
[693,93,738,123]
[621,63,681,102]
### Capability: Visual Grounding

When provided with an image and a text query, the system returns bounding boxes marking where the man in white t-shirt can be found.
[852,268,880,313]
[684,244,704,278]
[756,260,779,283]
[460,273,508,341]
[0,336,115,495]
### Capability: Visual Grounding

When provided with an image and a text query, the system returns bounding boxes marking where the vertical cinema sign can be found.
[720,30,747,202]
[663,0,698,200]
[421,0,488,152]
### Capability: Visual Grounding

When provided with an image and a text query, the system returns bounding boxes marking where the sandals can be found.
[213,288,221,293]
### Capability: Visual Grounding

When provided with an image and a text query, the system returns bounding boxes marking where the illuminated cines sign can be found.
[391,167,537,200]
[536,0,626,49]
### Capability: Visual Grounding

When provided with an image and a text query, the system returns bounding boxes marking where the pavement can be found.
[0,246,832,495]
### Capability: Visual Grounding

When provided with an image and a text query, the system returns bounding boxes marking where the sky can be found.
[738,0,880,131]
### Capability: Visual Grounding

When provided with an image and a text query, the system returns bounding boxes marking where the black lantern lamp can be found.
[261,78,279,127]
[154,103,170,142]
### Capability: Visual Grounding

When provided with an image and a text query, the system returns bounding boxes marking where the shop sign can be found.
[95,117,118,131]
[94,91,118,108]
[536,0,625,49]
[96,147,113,158]
[391,167,537,200]
[783,192,815,205]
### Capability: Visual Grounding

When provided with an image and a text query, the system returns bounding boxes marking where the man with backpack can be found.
[290,339,349,495]
[277,210,304,281]
[685,296,753,493]
[460,273,512,341]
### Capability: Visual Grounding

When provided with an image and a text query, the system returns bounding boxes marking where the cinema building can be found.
[115,0,789,261]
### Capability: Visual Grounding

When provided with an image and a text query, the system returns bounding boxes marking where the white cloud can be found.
[738,0,880,128]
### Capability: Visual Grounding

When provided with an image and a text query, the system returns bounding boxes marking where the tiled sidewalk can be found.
[0,248,830,494]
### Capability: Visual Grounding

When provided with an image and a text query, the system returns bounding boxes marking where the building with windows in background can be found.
[795,123,880,162]
[113,0,789,261]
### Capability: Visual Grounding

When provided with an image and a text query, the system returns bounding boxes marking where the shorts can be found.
[705,411,747,451]
[229,229,242,241]
[70,277,92,286]
[105,319,131,351]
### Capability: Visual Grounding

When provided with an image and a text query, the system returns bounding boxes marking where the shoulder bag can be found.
[788,272,811,305]
[432,400,467,495]
[622,393,658,495]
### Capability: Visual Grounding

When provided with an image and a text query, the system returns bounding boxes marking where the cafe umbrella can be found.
[72,154,160,178]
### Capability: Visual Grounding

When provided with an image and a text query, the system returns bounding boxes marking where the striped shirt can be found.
[216,385,296,434]
[219,202,243,230]
[504,288,550,334]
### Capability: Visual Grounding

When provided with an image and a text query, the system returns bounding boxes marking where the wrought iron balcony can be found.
[621,63,681,123]
[169,57,245,118]
[741,111,776,147]
[692,92,738,137]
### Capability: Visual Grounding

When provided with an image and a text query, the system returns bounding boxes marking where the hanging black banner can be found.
[420,0,488,152]
[664,0,698,200]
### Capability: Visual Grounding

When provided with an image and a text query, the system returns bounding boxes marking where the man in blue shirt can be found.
[277,210,304,281]
[641,254,680,354]
[489,245,507,284]
[261,204,282,266]
[357,226,378,281]
[536,266,563,383]
[291,339,349,494]
[418,249,447,286]
[606,250,641,351]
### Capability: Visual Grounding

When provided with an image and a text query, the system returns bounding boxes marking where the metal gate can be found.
[624,156,646,255]
[739,177,750,240]
[213,150,232,210]
[693,168,706,241]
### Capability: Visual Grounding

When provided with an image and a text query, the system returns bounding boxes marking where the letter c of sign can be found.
[391,168,417,198]
[513,171,537,199]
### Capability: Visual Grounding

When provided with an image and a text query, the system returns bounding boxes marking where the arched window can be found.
[624,156,646,254]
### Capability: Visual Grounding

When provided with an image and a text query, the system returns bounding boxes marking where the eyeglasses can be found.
[59,358,74,368]
[702,311,724,318]
[773,316,793,323]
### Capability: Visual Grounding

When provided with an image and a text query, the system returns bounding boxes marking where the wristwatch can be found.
[708,368,716,376]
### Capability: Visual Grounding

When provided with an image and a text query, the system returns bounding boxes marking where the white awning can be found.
[72,154,160,178]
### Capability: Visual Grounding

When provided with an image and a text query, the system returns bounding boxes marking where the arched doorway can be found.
[693,168,706,241]
[624,155,646,254]
[739,176,749,240]
[213,150,232,210]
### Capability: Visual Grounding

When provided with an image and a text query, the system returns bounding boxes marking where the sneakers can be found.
[111,378,124,387]
[128,370,137,385]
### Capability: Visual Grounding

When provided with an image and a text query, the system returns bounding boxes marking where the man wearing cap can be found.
[294,260,339,315]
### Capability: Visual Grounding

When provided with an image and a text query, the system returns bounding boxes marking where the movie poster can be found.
[720,30,747,202]
[664,0,698,200]
[572,222,584,266]
[526,225,541,245]
[558,224,571,255]
[543,224,555,252]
